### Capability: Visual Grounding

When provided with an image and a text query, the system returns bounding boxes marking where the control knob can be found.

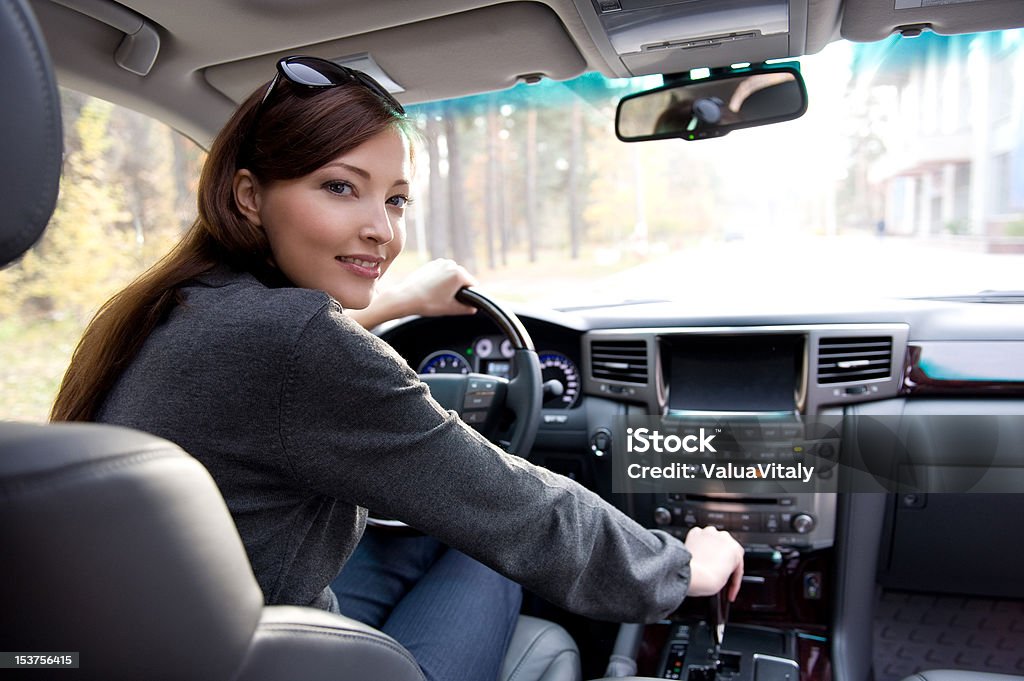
[792,513,816,534]
[590,428,612,458]
[654,507,672,526]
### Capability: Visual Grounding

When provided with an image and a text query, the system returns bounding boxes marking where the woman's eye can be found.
[387,194,411,209]
[324,181,354,196]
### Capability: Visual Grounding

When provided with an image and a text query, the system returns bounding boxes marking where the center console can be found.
[650,622,804,681]
[601,527,833,679]
[578,328,871,681]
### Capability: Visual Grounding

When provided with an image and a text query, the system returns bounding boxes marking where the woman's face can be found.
[236,127,412,309]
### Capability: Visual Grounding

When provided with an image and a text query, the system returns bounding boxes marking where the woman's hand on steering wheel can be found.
[349,259,478,329]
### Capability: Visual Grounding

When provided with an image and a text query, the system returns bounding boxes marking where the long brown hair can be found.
[51,75,410,422]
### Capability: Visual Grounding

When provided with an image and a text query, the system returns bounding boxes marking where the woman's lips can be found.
[335,255,382,279]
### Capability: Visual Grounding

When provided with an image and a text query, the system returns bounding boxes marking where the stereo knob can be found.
[654,507,672,526]
[792,513,816,534]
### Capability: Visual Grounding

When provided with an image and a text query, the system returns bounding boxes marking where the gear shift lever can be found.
[709,589,729,668]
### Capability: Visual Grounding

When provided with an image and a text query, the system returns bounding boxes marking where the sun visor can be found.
[203,2,587,106]
[841,0,1024,42]
[573,0,812,77]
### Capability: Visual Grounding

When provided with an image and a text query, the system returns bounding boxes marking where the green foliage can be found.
[1,90,202,325]
[0,317,82,422]
[21,98,133,320]
[1,88,204,420]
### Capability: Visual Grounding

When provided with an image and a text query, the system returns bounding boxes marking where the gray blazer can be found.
[99,267,691,622]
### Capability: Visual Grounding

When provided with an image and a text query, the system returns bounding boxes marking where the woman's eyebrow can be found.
[323,161,371,180]
[322,161,409,188]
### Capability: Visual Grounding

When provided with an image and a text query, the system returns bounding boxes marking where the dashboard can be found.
[378,295,1024,599]
[377,293,1024,681]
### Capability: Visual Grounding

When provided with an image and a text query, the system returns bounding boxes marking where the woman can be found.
[52,56,744,681]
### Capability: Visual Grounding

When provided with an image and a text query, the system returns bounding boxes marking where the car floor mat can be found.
[873,589,1024,681]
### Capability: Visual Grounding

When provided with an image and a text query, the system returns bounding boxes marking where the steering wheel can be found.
[366,287,543,531]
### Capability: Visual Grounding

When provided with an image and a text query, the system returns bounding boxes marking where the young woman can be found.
[52,56,744,681]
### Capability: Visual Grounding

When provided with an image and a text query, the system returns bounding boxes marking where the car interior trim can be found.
[50,0,160,75]
[840,0,1024,41]
[904,343,1024,396]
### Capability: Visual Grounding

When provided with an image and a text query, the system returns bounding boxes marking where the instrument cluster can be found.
[416,334,582,409]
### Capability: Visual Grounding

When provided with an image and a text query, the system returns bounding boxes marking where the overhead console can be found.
[570,0,826,78]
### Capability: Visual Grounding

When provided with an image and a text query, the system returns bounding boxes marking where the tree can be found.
[5,95,133,322]
[568,97,584,260]
[484,96,501,269]
[524,104,538,262]
[423,106,449,259]
[444,105,475,270]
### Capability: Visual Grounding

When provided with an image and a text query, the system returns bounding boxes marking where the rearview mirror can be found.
[616,65,807,142]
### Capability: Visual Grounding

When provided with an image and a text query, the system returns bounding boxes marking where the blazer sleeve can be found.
[278,301,692,623]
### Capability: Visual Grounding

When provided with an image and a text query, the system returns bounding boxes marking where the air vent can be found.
[591,340,649,384]
[817,336,893,384]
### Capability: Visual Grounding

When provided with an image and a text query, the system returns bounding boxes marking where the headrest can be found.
[0,0,63,267]
[738,79,805,121]
[0,423,265,680]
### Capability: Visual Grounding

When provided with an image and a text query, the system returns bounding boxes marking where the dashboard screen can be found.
[482,359,512,379]
[666,335,803,412]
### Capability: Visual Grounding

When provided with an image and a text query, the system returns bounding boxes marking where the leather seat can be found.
[0,406,583,681]
[0,2,580,679]
[501,616,581,681]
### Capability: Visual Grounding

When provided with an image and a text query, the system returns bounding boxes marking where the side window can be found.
[0,88,205,422]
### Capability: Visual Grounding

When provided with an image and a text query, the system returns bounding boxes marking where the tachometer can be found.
[539,352,581,409]
[418,350,472,375]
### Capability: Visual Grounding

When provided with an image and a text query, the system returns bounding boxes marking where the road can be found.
[533,234,1024,310]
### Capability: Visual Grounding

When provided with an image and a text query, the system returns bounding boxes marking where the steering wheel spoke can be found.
[420,372,508,439]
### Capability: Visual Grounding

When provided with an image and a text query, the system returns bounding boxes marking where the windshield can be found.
[391,29,1024,307]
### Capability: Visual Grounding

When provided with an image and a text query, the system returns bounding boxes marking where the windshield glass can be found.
[393,29,1024,307]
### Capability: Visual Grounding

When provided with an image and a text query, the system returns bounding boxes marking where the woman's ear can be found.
[233,169,262,225]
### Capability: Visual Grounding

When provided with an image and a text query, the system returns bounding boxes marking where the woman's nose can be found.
[359,204,395,245]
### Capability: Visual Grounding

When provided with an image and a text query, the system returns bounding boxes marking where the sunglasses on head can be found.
[256,55,406,117]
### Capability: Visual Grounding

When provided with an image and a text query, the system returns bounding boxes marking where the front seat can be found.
[0,2,580,680]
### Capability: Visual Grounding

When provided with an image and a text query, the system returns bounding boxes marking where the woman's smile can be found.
[336,254,384,279]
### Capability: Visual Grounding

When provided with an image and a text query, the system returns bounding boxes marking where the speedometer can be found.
[418,351,472,375]
[539,352,581,409]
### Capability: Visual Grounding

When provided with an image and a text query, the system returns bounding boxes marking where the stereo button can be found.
[737,512,760,533]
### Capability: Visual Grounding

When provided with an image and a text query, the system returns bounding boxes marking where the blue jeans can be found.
[330,529,522,681]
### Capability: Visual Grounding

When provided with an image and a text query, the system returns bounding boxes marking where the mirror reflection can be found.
[617,71,805,141]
